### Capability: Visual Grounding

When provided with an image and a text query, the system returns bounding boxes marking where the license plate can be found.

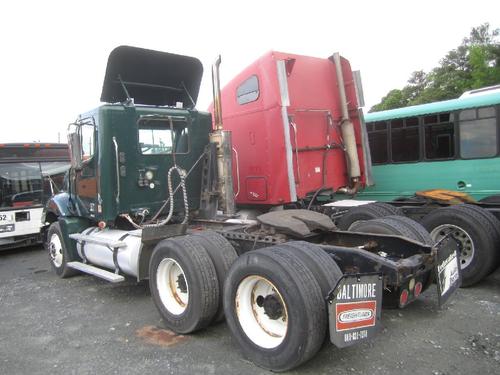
[0,224,15,233]
[435,236,461,307]
[328,273,383,348]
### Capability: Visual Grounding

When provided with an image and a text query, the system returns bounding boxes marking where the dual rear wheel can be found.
[149,234,341,372]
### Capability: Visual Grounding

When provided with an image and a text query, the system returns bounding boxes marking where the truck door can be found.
[73,121,98,217]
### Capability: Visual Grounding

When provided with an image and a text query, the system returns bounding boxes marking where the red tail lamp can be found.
[414,282,423,298]
[399,289,409,307]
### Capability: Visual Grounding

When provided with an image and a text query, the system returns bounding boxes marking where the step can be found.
[69,233,127,248]
[67,262,125,283]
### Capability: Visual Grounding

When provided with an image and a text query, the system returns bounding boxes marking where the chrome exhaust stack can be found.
[210,55,236,216]
[332,52,361,195]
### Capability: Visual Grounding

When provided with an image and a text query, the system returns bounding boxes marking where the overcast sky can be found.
[1,0,498,143]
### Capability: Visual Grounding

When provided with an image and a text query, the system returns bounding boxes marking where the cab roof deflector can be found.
[100,45,203,107]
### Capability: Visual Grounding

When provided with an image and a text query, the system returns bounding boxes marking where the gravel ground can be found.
[1,245,499,375]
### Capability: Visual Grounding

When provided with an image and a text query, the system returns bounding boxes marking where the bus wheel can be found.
[223,246,326,371]
[149,236,219,334]
[189,231,238,323]
[421,205,497,287]
[47,222,79,278]
[337,202,403,230]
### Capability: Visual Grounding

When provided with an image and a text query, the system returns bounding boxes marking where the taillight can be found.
[414,282,423,297]
[399,289,409,307]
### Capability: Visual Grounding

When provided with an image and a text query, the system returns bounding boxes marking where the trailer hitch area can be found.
[433,234,461,307]
[326,273,383,348]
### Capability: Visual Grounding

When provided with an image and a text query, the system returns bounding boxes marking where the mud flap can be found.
[327,273,383,348]
[435,236,461,307]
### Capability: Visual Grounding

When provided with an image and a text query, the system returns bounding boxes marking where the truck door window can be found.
[80,124,95,160]
[138,118,189,155]
[237,75,259,105]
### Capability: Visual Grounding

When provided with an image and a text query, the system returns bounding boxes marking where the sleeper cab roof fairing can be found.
[100,45,203,107]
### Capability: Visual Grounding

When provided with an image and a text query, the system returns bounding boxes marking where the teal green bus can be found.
[359,88,500,202]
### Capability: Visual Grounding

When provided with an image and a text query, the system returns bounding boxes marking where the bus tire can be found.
[149,235,219,334]
[223,246,326,372]
[47,222,79,278]
[337,202,403,230]
[421,205,496,287]
[189,231,238,323]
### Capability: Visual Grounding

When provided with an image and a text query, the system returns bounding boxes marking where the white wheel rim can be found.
[430,224,475,269]
[156,258,189,315]
[235,275,288,349]
[49,233,63,267]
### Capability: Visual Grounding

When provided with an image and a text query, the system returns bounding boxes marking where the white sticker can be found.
[315,167,321,173]
[438,252,459,295]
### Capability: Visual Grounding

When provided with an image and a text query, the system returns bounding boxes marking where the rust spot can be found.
[136,325,187,347]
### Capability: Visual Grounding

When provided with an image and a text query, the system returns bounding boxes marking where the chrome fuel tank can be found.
[76,227,143,277]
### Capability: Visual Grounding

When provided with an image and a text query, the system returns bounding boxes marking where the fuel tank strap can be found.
[112,233,130,274]
[80,227,99,264]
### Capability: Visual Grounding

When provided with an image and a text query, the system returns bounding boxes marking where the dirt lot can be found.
[1,245,499,375]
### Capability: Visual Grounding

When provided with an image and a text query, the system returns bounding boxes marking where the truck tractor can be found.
[44,46,460,372]
[213,50,500,288]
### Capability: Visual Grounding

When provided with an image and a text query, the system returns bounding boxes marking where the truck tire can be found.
[453,204,500,267]
[421,205,497,287]
[149,235,219,334]
[279,241,342,298]
[223,246,326,372]
[479,194,500,204]
[47,222,79,278]
[189,231,238,323]
[349,216,433,307]
[374,216,434,245]
[350,215,425,242]
[337,202,403,230]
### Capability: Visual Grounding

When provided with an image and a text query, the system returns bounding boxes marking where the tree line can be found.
[370,23,500,112]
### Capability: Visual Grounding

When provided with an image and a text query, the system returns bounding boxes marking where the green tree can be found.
[370,23,500,112]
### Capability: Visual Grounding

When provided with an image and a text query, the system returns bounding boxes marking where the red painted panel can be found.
[245,177,267,201]
[210,51,366,206]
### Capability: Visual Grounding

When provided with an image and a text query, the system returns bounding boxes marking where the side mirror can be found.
[68,132,83,170]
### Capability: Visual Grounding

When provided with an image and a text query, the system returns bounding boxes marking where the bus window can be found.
[391,117,420,162]
[367,121,388,164]
[459,106,497,159]
[0,163,43,208]
[424,113,454,159]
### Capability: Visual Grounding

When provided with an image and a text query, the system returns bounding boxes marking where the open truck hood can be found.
[100,45,203,107]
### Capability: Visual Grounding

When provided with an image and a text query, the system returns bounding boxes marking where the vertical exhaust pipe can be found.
[210,55,236,215]
[332,52,361,195]
[212,55,224,131]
